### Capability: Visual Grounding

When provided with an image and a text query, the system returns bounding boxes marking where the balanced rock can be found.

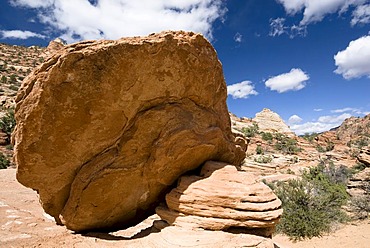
[14,31,246,232]
[156,161,282,237]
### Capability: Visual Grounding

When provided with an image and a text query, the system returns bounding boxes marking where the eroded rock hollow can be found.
[13,31,246,232]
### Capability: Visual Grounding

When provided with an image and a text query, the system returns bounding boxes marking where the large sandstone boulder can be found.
[13,31,246,232]
[156,161,282,237]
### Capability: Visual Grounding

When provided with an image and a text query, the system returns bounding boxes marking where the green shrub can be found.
[261,132,273,142]
[326,141,335,151]
[254,155,272,164]
[0,108,16,142]
[355,137,369,148]
[289,156,299,164]
[269,162,349,240]
[350,163,367,174]
[0,153,10,169]
[301,132,318,143]
[274,135,302,155]
[256,145,264,155]
[316,145,325,153]
[1,75,6,84]
[9,85,19,91]
[317,141,335,152]
[349,196,370,220]
[9,74,17,83]
[5,144,13,150]
[241,123,259,138]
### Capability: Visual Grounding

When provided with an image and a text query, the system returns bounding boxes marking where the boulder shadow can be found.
[82,221,161,241]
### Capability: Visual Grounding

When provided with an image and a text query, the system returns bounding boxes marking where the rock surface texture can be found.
[253,108,294,136]
[156,161,282,237]
[14,31,246,232]
[358,147,370,166]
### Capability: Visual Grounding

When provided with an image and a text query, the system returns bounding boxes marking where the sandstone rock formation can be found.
[13,31,246,232]
[358,147,370,166]
[347,167,370,197]
[253,108,294,136]
[44,38,66,57]
[156,161,282,237]
[230,112,254,131]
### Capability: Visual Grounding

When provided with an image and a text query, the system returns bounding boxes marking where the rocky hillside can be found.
[331,114,370,145]
[0,43,45,109]
[231,109,369,174]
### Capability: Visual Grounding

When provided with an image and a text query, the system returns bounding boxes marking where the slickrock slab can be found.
[13,31,246,232]
[156,161,282,237]
[150,222,275,248]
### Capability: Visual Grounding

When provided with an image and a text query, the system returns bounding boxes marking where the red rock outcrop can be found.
[13,31,246,232]
[156,161,282,237]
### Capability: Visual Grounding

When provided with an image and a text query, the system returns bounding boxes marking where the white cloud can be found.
[288,114,303,124]
[227,81,258,99]
[0,30,45,39]
[317,113,352,123]
[334,35,370,79]
[234,32,243,43]
[290,113,352,135]
[276,0,306,15]
[314,108,323,112]
[274,1,369,37]
[9,0,226,43]
[351,4,370,25]
[331,107,370,115]
[10,0,54,8]
[276,0,367,25]
[291,122,338,135]
[269,18,307,38]
[269,18,287,37]
[265,68,309,93]
[331,107,358,113]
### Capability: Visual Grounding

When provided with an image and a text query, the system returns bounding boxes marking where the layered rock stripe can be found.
[13,31,246,231]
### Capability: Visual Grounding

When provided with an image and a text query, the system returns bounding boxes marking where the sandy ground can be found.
[1,168,369,247]
[273,221,370,248]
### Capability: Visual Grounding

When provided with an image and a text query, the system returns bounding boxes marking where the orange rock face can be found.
[13,31,245,232]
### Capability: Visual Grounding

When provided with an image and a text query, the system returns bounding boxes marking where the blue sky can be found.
[0,0,370,134]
